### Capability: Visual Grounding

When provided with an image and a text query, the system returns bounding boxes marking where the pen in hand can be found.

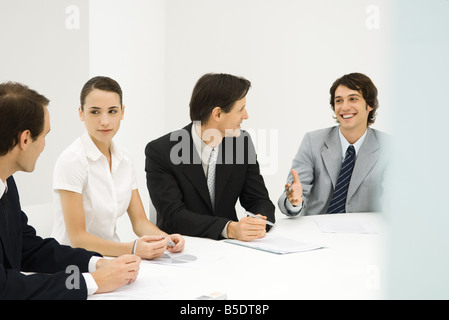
[132,236,176,255]
[162,236,176,247]
[168,240,176,247]
[245,211,275,227]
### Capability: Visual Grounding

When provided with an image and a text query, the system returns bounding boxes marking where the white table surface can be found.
[89,212,384,300]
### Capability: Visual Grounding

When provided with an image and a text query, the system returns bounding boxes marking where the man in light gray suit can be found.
[278,73,390,216]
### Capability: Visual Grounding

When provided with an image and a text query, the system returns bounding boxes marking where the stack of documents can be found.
[224,234,323,254]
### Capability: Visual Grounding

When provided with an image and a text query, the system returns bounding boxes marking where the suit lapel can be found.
[347,128,379,200]
[183,164,212,210]
[0,195,17,268]
[181,124,214,211]
[321,127,343,188]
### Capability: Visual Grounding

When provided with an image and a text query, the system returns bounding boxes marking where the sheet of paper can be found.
[315,217,377,234]
[88,275,175,300]
[224,234,323,254]
[146,251,224,268]
[149,253,197,265]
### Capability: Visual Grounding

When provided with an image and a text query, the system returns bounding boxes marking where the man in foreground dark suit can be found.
[0,81,141,299]
[145,73,275,240]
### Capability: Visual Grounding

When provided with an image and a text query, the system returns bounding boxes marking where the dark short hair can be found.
[80,76,123,110]
[329,73,379,126]
[0,82,49,156]
[189,73,251,124]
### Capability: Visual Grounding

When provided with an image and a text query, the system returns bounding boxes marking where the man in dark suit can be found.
[145,73,275,240]
[0,82,140,299]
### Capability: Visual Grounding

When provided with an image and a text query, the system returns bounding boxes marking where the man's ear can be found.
[210,106,222,121]
[18,130,32,150]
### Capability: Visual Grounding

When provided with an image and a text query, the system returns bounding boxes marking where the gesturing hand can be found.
[285,169,303,206]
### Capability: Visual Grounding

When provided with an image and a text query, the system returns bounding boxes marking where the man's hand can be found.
[227,214,267,241]
[285,169,303,206]
[92,254,141,294]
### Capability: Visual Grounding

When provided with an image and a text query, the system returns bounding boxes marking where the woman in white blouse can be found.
[52,76,184,259]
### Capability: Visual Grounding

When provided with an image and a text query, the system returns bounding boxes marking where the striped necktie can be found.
[327,145,356,213]
[207,148,218,210]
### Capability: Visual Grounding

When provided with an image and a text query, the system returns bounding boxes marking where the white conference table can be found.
[89,212,384,300]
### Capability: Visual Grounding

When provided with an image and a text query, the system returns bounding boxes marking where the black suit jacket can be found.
[145,123,275,240]
[0,176,101,300]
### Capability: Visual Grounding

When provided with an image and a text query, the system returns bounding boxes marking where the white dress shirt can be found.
[52,132,138,245]
[0,178,6,199]
[191,123,216,176]
[338,127,367,161]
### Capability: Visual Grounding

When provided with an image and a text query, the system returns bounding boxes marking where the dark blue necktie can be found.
[327,145,356,213]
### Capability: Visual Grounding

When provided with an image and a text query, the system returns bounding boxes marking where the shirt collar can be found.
[338,126,368,159]
[81,132,124,162]
[0,178,6,198]
[191,123,216,164]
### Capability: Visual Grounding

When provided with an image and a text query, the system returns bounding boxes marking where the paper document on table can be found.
[88,275,175,300]
[152,253,198,264]
[224,234,323,254]
[146,252,224,268]
[315,217,377,234]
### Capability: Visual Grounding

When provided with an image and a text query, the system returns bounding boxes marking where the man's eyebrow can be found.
[335,93,361,99]
[87,106,120,109]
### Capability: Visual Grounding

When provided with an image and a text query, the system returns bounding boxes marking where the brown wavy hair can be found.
[329,73,379,126]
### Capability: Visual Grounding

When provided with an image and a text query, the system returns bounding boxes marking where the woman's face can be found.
[79,89,124,148]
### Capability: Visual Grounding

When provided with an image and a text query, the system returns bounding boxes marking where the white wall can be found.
[0,0,90,205]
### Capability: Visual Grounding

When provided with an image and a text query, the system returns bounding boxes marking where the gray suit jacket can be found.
[278,126,390,216]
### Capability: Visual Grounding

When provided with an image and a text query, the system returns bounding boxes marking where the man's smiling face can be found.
[333,85,373,133]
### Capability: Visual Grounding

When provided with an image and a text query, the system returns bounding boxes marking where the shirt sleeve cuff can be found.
[84,256,102,296]
[82,273,98,296]
[88,256,102,272]
[221,221,231,239]
[285,197,303,215]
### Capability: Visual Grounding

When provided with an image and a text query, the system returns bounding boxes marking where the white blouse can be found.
[51,133,138,245]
